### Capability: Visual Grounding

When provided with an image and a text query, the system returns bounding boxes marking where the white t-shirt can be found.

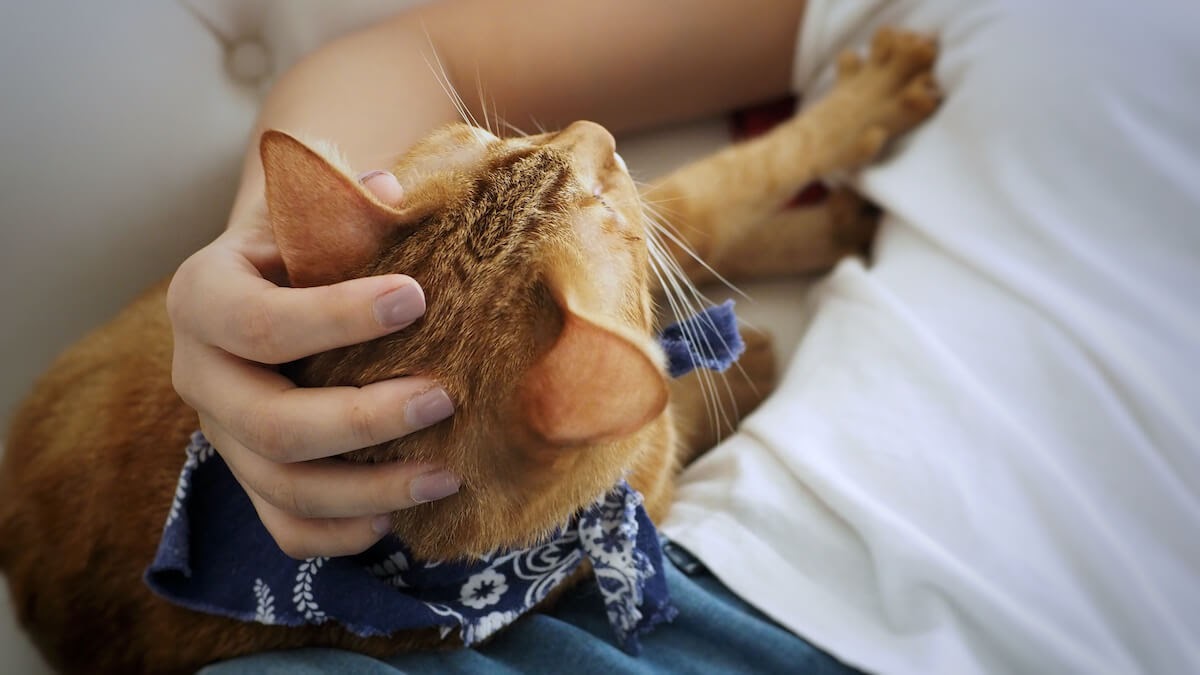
[662,0,1200,673]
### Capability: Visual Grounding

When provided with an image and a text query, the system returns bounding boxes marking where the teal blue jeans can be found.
[201,546,858,675]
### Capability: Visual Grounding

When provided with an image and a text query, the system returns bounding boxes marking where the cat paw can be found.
[829,187,881,256]
[693,325,775,439]
[820,28,942,169]
[726,327,776,418]
[668,325,775,460]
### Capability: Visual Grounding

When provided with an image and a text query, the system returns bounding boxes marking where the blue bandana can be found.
[145,302,742,654]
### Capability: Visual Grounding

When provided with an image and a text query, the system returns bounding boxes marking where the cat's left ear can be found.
[260,130,420,288]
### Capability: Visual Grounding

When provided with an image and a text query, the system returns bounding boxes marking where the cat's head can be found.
[261,122,673,560]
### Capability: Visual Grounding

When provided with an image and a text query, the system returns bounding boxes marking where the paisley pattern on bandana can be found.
[144,305,742,653]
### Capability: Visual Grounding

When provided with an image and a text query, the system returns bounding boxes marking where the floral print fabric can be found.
[144,305,741,653]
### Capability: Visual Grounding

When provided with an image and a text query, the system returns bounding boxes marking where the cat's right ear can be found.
[260,130,419,288]
[517,309,669,448]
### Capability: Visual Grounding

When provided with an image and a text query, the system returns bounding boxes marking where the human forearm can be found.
[227,17,459,230]
[227,0,807,229]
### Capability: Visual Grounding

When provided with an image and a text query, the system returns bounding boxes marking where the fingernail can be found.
[411,470,461,503]
[374,282,425,329]
[357,169,390,184]
[358,170,404,204]
[406,387,455,429]
[371,514,393,535]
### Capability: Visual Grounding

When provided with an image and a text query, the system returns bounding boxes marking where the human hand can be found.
[167,170,459,559]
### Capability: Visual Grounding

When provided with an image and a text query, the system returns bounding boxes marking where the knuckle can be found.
[263,476,314,519]
[169,349,191,399]
[318,283,368,346]
[272,530,315,561]
[170,364,197,409]
[234,298,285,363]
[346,399,382,448]
[251,497,315,560]
[244,405,295,463]
[167,346,207,412]
[362,476,401,514]
[165,258,197,325]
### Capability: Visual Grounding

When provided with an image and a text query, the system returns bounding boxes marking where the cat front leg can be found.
[641,28,938,288]
[669,187,880,286]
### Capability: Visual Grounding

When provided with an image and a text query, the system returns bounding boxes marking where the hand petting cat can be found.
[165,169,461,560]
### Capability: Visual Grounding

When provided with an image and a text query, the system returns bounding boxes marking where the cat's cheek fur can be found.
[569,203,648,307]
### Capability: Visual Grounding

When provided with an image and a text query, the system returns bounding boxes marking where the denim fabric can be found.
[201,549,859,675]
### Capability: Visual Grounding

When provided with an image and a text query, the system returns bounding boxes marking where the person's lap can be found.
[200,546,857,675]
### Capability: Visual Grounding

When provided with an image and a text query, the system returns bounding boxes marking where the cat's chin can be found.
[389,488,605,563]
[388,419,671,563]
[388,501,575,564]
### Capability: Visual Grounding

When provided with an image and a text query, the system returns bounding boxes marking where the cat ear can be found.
[519,309,669,447]
[260,130,414,288]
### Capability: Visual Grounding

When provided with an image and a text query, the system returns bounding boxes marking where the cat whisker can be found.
[645,223,738,439]
[634,194,690,207]
[664,287,739,443]
[472,67,511,139]
[500,117,530,138]
[491,102,514,138]
[631,180,691,203]
[420,28,488,145]
[648,215,762,409]
[643,208,763,441]
[474,68,492,136]
[642,202,749,302]
[645,236,725,438]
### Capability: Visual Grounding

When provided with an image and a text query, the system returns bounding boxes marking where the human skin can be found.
[166,0,807,558]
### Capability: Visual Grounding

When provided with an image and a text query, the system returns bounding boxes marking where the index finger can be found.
[176,342,453,462]
[169,244,425,365]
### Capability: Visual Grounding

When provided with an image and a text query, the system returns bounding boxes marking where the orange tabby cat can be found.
[0,29,938,674]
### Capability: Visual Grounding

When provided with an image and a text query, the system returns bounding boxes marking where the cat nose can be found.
[552,120,617,160]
